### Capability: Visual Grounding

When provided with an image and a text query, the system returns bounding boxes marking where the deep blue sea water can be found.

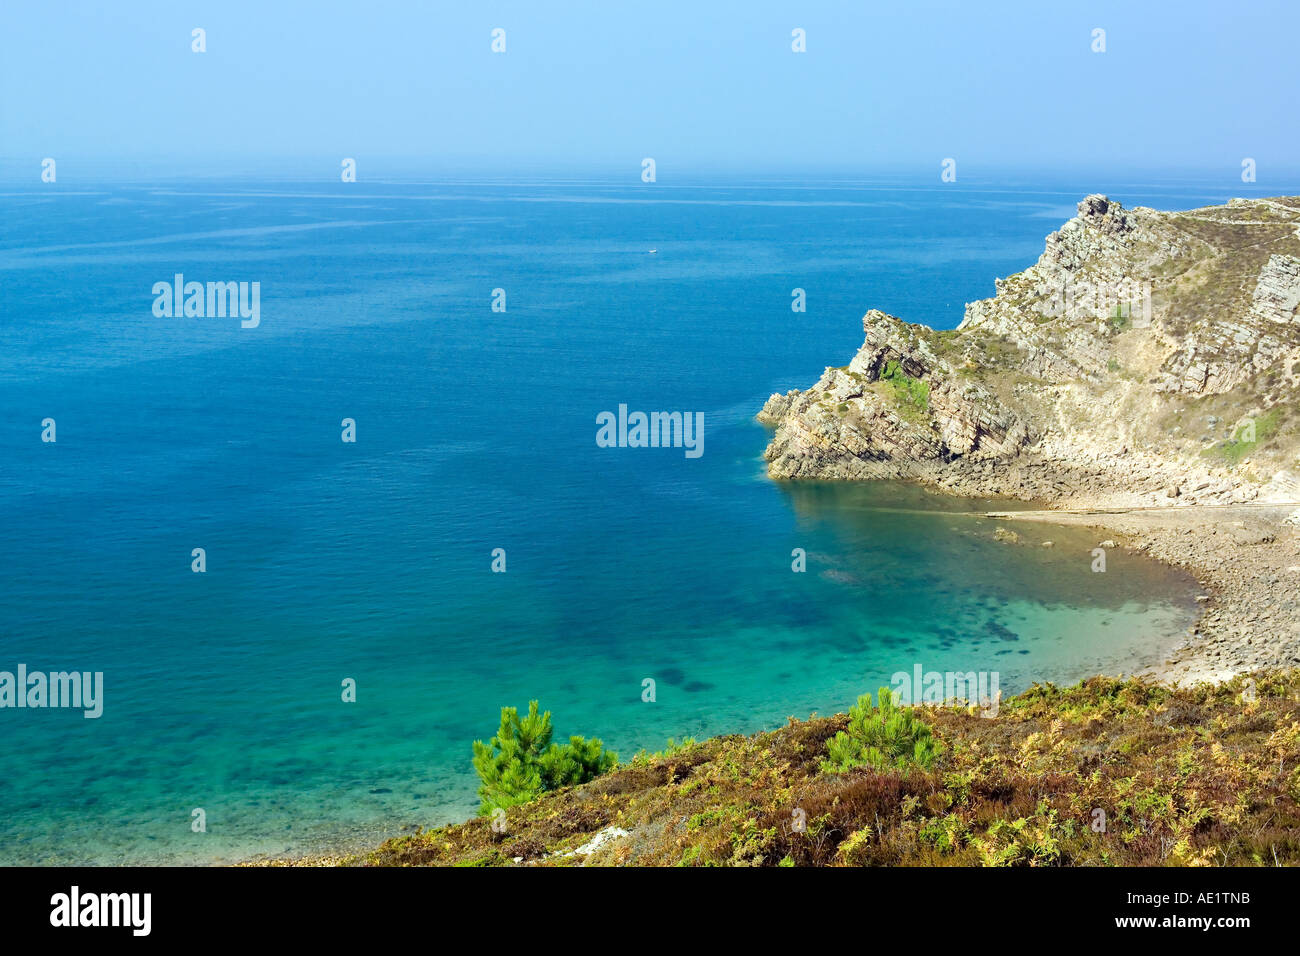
[0,175,1264,864]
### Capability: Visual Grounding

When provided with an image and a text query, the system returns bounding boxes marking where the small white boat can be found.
[647,249,658,254]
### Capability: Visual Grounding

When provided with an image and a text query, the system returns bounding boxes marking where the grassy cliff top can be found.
[325,670,1300,867]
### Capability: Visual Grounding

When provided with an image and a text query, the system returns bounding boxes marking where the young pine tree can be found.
[821,686,942,773]
[472,701,617,814]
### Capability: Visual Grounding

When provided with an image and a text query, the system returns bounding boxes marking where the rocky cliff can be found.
[760,195,1300,508]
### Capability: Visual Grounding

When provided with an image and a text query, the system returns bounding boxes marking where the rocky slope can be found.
[274,671,1300,867]
[760,195,1300,508]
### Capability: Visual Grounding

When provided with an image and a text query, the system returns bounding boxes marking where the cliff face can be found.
[760,195,1300,507]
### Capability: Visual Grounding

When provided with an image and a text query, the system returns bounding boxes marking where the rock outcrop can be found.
[760,195,1300,509]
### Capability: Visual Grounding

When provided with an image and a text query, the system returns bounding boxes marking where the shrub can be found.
[1201,407,1283,466]
[821,687,942,773]
[880,360,930,418]
[471,700,617,814]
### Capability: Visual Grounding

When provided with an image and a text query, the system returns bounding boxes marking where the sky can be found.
[1,0,1297,180]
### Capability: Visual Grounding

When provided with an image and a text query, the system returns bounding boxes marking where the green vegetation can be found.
[631,736,698,766]
[822,687,941,772]
[1202,408,1283,466]
[470,701,617,814]
[660,736,696,756]
[975,332,1023,370]
[879,359,930,421]
[929,328,968,363]
[346,671,1300,867]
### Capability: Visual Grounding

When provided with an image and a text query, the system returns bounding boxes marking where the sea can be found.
[2,170,1272,864]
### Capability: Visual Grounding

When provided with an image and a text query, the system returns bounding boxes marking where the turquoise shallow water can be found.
[0,177,1230,864]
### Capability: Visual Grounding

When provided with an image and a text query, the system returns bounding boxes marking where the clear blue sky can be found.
[2,0,1296,178]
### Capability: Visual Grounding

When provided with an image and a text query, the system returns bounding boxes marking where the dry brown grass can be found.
[337,670,1300,867]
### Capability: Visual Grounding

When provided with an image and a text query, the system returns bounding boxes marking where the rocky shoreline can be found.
[984,502,1300,685]
[759,194,1300,685]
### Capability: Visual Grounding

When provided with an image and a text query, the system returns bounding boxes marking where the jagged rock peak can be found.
[1074,194,1133,235]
